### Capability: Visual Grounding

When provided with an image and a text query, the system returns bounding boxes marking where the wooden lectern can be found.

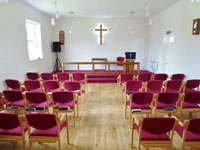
[124,52,136,73]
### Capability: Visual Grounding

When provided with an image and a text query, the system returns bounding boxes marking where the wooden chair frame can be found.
[177,93,200,118]
[0,115,26,150]
[153,94,181,117]
[177,120,200,150]
[131,116,178,150]
[129,94,153,128]
[26,114,69,150]
[52,93,76,127]
[25,93,50,113]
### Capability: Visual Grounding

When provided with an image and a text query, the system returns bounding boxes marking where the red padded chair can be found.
[41,73,54,80]
[3,90,26,112]
[25,92,52,113]
[171,73,185,81]
[26,72,40,80]
[175,118,200,149]
[145,80,163,94]
[43,80,62,93]
[0,92,7,109]
[24,80,43,92]
[164,80,182,92]
[154,92,179,116]
[117,74,134,92]
[72,73,86,84]
[52,91,76,127]
[116,57,124,66]
[153,73,168,81]
[4,79,24,92]
[124,81,143,118]
[178,91,200,117]
[182,79,200,93]
[128,92,153,127]
[57,73,71,83]
[0,113,27,150]
[138,74,152,82]
[26,113,69,150]
[63,81,83,117]
[131,117,178,149]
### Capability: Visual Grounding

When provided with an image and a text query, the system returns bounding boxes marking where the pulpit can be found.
[124,52,136,73]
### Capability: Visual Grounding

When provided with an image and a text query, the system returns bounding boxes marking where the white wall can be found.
[52,18,148,70]
[147,0,200,79]
[0,0,54,90]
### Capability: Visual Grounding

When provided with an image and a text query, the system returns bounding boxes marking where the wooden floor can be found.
[0,83,194,150]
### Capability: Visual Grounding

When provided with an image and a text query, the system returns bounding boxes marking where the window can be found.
[26,19,43,61]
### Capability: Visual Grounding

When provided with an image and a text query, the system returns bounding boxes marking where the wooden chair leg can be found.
[58,138,60,150]
[66,121,70,145]
[74,111,76,127]
[137,142,140,150]
[77,101,79,118]
[189,112,192,118]
[125,104,127,119]
[131,126,134,148]
[29,141,32,150]
[23,139,26,150]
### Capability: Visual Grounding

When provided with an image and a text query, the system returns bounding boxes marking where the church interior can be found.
[0,0,200,150]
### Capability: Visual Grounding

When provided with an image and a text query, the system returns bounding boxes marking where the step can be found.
[87,78,117,83]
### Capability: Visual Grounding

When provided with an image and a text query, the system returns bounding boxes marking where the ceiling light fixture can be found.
[145,0,150,18]
[54,1,60,19]
[191,0,200,3]
[0,0,8,4]
[51,17,55,26]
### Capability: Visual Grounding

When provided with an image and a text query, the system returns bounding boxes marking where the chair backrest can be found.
[3,90,23,102]
[126,81,143,91]
[24,80,41,91]
[166,80,182,91]
[5,79,20,90]
[26,113,57,130]
[147,80,163,91]
[187,118,200,135]
[184,91,200,104]
[120,74,133,82]
[26,72,39,80]
[63,81,81,92]
[52,91,74,103]
[0,113,20,129]
[171,73,185,81]
[26,92,47,104]
[57,73,70,82]
[116,57,124,66]
[142,117,176,134]
[41,73,54,80]
[185,79,200,89]
[43,80,59,91]
[132,92,153,105]
[138,74,152,82]
[154,73,168,81]
[157,92,179,104]
[72,73,85,82]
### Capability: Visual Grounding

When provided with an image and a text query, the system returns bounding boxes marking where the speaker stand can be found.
[54,53,62,72]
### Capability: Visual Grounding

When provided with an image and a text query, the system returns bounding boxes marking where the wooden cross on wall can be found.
[95,24,107,45]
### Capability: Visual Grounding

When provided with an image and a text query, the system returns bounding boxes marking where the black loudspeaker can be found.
[52,42,61,52]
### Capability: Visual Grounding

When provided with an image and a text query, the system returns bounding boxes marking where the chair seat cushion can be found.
[31,121,66,137]
[126,101,150,109]
[54,101,74,109]
[30,100,53,108]
[126,89,139,94]
[156,101,175,109]
[134,123,170,141]
[175,124,200,141]
[0,122,27,136]
[8,99,25,107]
[47,88,63,93]
[146,89,160,94]
[184,88,196,93]
[165,88,179,92]
[178,100,199,108]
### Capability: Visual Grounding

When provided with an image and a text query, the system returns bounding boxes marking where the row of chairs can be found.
[0,90,82,127]
[125,92,200,120]
[131,116,200,150]
[26,72,86,83]
[0,112,69,150]
[122,79,200,96]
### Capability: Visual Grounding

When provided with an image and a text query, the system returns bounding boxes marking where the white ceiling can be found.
[23,0,180,18]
